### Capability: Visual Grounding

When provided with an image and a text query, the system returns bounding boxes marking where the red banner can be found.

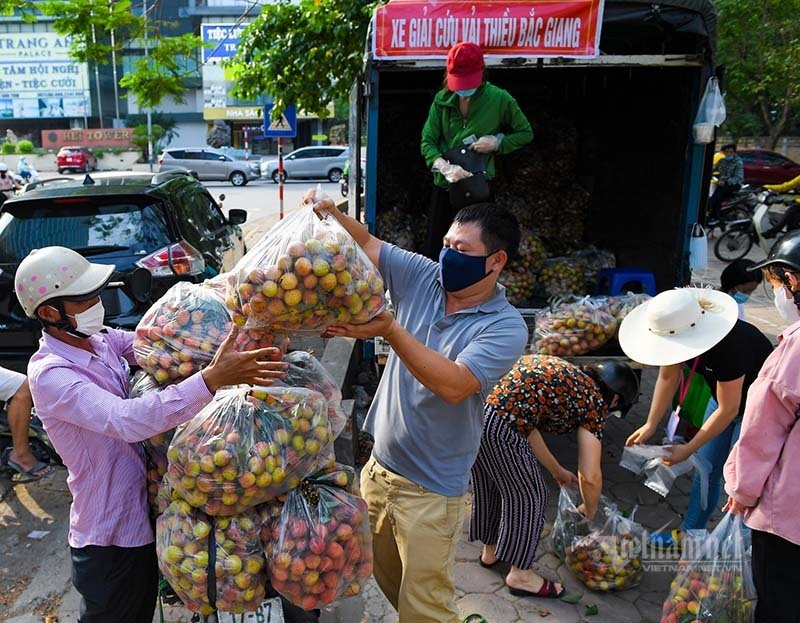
[372,0,605,59]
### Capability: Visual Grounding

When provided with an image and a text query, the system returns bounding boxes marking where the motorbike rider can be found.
[0,366,54,481]
[16,246,289,623]
[707,143,744,225]
[17,156,32,182]
[0,163,22,200]
[761,174,800,239]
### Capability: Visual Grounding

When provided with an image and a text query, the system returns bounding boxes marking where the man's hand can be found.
[321,310,397,341]
[626,423,656,446]
[552,466,579,488]
[722,496,750,515]
[201,328,288,392]
[470,135,500,153]
[662,444,693,466]
[303,187,337,219]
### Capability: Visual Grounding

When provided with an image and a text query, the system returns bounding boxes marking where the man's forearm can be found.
[385,323,479,404]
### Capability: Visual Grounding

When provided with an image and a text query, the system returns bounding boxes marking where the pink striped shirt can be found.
[28,328,213,548]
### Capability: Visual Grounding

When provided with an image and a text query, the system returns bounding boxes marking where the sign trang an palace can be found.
[0,32,90,119]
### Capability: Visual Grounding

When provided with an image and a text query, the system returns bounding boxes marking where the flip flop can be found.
[462,615,488,623]
[478,556,500,569]
[509,578,566,599]
[4,450,54,483]
[648,529,683,550]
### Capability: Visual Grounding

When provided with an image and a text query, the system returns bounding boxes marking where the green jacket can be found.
[421,82,533,188]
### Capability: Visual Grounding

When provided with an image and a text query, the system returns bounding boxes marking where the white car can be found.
[159,147,261,186]
[261,146,349,183]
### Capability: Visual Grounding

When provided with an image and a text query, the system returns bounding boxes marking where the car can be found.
[0,170,247,371]
[56,146,98,174]
[261,146,348,183]
[158,147,261,186]
[738,149,800,186]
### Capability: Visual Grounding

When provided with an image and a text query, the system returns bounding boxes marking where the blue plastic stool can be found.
[596,268,657,296]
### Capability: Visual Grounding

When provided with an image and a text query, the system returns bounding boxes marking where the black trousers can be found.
[423,186,457,261]
[71,543,159,623]
[707,183,740,221]
[752,529,800,623]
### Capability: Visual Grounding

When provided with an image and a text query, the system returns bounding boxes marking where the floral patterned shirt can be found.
[485,355,607,439]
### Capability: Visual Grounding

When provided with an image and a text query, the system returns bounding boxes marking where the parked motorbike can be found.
[706,186,761,238]
[714,190,789,261]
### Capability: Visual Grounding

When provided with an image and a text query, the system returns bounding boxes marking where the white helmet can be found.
[15,246,115,318]
[0,163,7,172]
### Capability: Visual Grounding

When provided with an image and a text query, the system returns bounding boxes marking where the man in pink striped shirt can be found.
[16,246,287,623]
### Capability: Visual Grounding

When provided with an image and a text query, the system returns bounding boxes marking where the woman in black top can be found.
[618,288,773,543]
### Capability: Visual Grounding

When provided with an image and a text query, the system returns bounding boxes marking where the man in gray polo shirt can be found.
[311,191,527,623]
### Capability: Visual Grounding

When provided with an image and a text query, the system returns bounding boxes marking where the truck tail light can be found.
[136,241,205,277]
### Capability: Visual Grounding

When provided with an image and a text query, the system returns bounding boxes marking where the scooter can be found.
[714,190,788,261]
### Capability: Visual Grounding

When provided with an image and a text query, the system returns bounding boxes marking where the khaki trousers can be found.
[360,455,465,623]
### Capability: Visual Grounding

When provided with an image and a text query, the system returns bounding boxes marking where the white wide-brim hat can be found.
[618,288,738,366]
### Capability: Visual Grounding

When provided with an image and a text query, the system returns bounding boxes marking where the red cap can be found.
[446,42,485,92]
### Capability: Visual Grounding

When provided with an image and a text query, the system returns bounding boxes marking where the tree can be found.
[226,0,379,120]
[38,0,202,109]
[128,112,180,146]
[717,0,800,149]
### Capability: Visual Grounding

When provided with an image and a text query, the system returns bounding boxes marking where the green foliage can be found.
[17,140,34,153]
[717,0,800,148]
[119,34,201,108]
[226,0,379,120]
[0,0,38,23]
[37,0,201,110]
[1,142,16,155]
[127,113,180,147]
[132,123,165,161]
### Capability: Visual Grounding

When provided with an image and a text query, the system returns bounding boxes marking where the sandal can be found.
[478,555,500,569]
[462,615,488,623]
[648,529,683,550]
[3,449,54,483]
[509,578,566,599]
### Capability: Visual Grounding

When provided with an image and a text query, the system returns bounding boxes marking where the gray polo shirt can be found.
[364,242,528,497]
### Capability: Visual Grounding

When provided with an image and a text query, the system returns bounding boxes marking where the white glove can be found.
[470,135,500,153]
[433,157,472,183]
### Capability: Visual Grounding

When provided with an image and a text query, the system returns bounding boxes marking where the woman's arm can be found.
[421,99,445,167]
[528,429,577,486]
[496,93,533,155]
[626,364,682,445]
[577,427,603,521]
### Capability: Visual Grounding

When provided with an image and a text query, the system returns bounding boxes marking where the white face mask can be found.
[773,286,800,323]
[67,300,106,336]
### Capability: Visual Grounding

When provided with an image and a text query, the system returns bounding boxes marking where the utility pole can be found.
[90,18,104,128]
[143,0,153,171]
[110,0,121,126]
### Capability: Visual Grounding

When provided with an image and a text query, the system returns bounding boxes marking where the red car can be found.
[738,149,800,186]
[56,146,98,174]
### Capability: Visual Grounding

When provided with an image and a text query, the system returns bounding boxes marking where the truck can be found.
[346,0,718,313]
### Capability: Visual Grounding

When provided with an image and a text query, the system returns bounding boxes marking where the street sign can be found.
[263,104,297,138]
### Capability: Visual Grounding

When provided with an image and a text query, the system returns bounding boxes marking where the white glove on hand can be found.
[470,135,500,153]
[433,157,472,183]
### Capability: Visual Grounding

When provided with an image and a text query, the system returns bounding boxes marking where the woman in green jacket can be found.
[421,41,533,259]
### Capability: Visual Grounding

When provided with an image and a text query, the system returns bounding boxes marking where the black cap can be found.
[751,230,800,272]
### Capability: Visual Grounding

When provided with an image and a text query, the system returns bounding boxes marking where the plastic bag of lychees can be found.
[266,465,372,610]
[533,296,617,357]
[167,386,334,516]
[224,203,387,334]
[156,498,266,614]
[129,370,173,518]
[133,282,238,386]
[277,350,347,439]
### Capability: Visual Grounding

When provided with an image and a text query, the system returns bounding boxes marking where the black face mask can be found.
[0,172,6,178]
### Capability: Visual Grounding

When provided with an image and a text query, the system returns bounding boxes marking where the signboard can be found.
[201,23,246,63]
[204,106,263,121]
[263,104,297,138]
[372,0,605,59]
[41,128,135,150]
[0,32,90,119]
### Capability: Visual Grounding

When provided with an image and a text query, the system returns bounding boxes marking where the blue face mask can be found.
[732,291,750,304]
[455,88,477,97]
[439,247,492,292]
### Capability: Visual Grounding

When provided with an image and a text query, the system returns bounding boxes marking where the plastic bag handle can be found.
[678,357,701,405]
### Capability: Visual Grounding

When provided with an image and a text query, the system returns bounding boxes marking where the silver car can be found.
[158,147,261,186]
[261,146,348,183]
